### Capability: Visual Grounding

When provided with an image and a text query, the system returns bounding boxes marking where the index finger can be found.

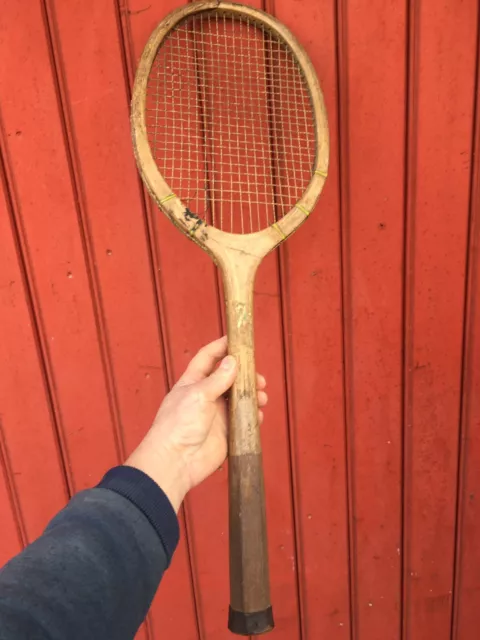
[176,336,229,385]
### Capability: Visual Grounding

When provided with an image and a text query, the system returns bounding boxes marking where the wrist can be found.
[125,442,190,513]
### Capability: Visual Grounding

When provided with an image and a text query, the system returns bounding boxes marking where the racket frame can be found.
[131,2,329,634]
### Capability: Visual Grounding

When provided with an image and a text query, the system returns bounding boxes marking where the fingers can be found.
[257,390,268,407]
[197,354,238,401]
[177,336,228,385]
[178,337,267,390]
[257,373,266,390]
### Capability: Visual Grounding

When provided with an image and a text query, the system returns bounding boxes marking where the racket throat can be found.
[220,250,261,457]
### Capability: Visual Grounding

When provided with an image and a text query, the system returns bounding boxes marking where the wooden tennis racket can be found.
[131,1,328,634]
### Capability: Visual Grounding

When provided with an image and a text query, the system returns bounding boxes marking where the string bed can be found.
[146,10,316,234]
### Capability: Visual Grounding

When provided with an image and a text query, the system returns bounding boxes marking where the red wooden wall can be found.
[0,1,479,639]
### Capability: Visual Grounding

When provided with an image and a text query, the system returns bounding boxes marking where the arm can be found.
[0,337,267,640]
[0,469,176,640]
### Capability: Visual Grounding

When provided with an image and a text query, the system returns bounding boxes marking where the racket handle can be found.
[228,454,273,635]
[222,254,274,635]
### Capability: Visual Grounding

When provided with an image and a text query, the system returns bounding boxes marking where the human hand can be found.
[125,336,267,512]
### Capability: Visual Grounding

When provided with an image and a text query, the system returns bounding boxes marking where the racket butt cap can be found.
[228,606,274,635]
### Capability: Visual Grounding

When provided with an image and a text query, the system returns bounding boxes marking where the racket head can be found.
[131,0,329,259]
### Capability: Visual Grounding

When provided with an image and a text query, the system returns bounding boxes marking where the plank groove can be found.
[451,18,480,639]
[335,0,357,638]
[0,418,27,558]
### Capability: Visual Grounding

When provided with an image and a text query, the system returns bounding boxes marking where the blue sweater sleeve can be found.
[0,466,179,640]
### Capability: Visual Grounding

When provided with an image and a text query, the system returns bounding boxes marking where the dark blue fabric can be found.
[98,465,179,564]
[0,468,180,640]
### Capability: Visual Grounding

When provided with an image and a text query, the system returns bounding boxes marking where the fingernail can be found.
[221,355,235,370]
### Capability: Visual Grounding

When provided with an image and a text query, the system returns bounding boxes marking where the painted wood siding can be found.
[0,1,479,638]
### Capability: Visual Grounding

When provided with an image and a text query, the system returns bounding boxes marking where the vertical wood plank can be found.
[273,0,351,638]
[403,2,478,639]
[451,29,480,640]
[336,1,407,638]
[0,158,68,543]
[0,0,121,493]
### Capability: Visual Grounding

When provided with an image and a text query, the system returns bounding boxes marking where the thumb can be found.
[197,355,237,401]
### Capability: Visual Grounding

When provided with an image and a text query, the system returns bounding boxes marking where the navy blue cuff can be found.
[97,466,180,565]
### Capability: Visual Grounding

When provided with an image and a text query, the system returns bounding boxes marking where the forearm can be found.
[0,467,179,640]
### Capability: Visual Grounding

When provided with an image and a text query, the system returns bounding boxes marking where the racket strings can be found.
[145,11,315,234]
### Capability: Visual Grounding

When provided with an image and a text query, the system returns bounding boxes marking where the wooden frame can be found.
[131,2,329,634]
[131,0,329,264]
